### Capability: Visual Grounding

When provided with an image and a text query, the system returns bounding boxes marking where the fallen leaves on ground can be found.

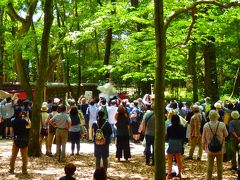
[0,141,238,179]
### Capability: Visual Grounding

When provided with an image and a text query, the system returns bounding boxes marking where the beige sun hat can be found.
[231,111,240,120]
[41,105,48,112]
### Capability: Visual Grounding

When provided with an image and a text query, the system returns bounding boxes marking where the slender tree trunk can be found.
[103,0,115,80]
[0,6,4,88]
[28,0,54,156]
[232,21,240,96]
[74,0,82,97]
[154,0,166,179]
[15,52,33,99]
[94,29,100,60]
[203,36,219,102]
[7,1,38,99]
[104,28,112,79]
[232,67,240,97]
[188,43,198,102]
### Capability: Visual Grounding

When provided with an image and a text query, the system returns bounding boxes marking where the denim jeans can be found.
[70,131,80,153]
[96,156,108,170]
[110,124,116,141]
[145,135,154,164]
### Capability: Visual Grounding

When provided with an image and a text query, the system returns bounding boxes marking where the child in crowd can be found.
[59,163,76,180]
[93,167,107,180]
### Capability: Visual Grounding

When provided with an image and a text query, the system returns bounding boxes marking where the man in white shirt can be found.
[86,100,98,141]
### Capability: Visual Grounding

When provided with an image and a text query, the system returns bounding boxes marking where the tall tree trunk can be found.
[74,0,82,98]
[0,6,4,88]
[232,20,240,96]
[7,1,38,99]
[188,43,198,102]
[232,67,240,97]
[103,0,115,80]
[15,52,33,99]
[203,36,219,102]
[154,0,166,179]
[131,0,151,96]
[28,0,54,156]
[104,28,112,80]
[94,29,100,60]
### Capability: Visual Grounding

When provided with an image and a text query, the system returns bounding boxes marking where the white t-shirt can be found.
[87,105,99,124]
[107,105,118,124]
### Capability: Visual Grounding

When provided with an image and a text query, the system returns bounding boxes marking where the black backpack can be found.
[208,122,222,152]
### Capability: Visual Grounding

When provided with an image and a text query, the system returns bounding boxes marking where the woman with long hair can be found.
[166,114,185,179]
[69,106,81,155]
[115,105,131,161]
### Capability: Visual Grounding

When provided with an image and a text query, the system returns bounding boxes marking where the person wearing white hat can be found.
[229,110,240,171]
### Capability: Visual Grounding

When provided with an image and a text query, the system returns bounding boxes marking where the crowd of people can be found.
[165,97,240,179]
[0,92,240,179]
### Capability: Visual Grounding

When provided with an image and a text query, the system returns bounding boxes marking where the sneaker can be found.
[176,173,182,178]
[228,167,237,171]
[22,171,28,175]
[184,156,193,160]
[8,170,14,174]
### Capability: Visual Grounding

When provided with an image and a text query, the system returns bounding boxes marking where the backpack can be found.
[136,109,144,124]
[95,121,107,145]
[208,122,222,152]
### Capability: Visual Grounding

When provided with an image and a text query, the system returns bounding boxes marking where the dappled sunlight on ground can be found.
[0,140,238,179]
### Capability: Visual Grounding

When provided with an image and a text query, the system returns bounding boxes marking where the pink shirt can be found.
[202,121,228,155]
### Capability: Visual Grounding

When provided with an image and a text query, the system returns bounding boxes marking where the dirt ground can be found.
[0,140,238,180]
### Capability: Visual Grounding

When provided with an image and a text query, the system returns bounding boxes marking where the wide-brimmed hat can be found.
[231,111,240,120]
[41,105,48,112]
[209,110,220,121]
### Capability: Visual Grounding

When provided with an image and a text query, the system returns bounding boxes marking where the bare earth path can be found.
[0,140,237,179]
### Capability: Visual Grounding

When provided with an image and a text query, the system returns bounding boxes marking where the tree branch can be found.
[25,0,38,22]
[165,0,240,29]
[183,7,196,45]
[97,0,103,6]
[7,2,26,23]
